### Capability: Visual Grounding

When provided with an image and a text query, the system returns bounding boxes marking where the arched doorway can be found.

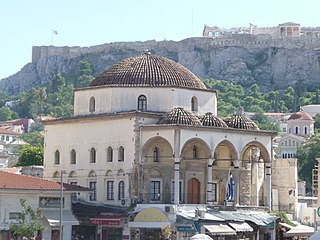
[188,178,200,204]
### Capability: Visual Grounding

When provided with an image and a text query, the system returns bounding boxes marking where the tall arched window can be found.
[191,96,198,112]
[295,126,299,134]
[193,146,198,158]
[90,147,96,163]
[89,97,95,112]
[304,126,308,135]
[70,149,76,164]
[54,150,60,165]
[118,181,125,200]
[107,147,113,162]
[153,147,159,162]
[118,146,124,162]
[137,95,147,111]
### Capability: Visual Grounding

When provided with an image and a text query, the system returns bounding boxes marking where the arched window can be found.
[284,140,288,146]
[295,126,299,134]
[89,97,95,112]
[153,147,159,162]
[90,147,96,163]
[191,96,198,112]
[107,147,113,162]
[70,149,76,164]
[54,150,60,165]
[118,146,124,162]
[137,95,147,111]
[304,127,308,135]
[288,139,292,146]
[118,181,125,200]
[193,146,198,158]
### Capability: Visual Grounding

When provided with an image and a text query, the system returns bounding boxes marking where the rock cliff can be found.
[1,36,320,95]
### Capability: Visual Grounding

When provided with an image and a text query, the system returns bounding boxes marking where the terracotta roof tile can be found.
[157,107,202,126]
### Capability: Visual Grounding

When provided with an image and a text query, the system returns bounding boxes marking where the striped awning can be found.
[203,224,236,235]
[229,222,253,232]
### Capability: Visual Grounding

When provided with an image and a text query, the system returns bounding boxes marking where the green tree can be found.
[0,106,18,121]
[20,132,44,147]
[296,135,320,191]
[17,145,44,166]
[74,60,94,88]
[10,198,45,239]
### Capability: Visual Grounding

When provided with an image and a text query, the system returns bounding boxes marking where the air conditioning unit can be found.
[164,205,174,213]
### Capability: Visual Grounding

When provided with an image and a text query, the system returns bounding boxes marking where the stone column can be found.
[174,160,180,204]
[207,158,215,206]
[266,162,272,210]
[233,160,240,207]
[251,148,259,206]
[173,129,181,205]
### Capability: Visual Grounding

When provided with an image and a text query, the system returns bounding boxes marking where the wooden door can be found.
[188,178,200,204]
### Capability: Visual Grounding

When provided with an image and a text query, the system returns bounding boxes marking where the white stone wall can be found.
[74,87,217,116]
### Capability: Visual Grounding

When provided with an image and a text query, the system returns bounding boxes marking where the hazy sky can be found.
[1,0,319,79]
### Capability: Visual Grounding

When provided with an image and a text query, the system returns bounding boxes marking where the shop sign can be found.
[90,218,121,226]
[39,197,64,208]
[177,225,196,232]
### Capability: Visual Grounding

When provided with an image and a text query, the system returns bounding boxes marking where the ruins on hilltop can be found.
[203,22,320,39]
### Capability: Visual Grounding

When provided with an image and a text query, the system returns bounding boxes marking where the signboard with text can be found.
[39,197,64,208]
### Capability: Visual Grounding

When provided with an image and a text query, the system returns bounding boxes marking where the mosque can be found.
[43,51,275,239]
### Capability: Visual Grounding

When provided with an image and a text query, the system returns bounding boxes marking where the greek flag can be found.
[225,168,234,202]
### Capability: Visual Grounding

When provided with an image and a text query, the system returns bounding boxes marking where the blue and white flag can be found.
[225,168,234,202]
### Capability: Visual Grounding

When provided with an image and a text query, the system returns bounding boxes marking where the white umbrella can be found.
[190,233,213,240]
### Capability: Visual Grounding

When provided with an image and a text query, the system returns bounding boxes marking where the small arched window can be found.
[153,147,159,162]
[193,146,198,158]
[70,149,76,164]
[304,127,308,135]
[137,95,147,111]
[107,147,113,162]
[118,181,125,200]
[295,127,299,134]
[54,150,60,165]
[89,97,95,112]
[191,96,198,112]
[288,139,292,146]
[90,147,96,163]
[118,146,124,162]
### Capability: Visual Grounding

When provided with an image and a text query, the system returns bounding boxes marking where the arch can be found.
[54,150,60,165]
[117,169,125,176]
[89,96,95,112]
[90,147,96,163]
[70,149,76,164]
[69,171,77,178]
[150,168,162,178]
[107,146,113,162]
[188,178,200,204]
[304,126,308,135]
[142,136,173,164]
[88,170,97,177]
[180,137,211,160]
[191,96,198,112]
[213,140,238,168]
[118,146,124,162]
[240,141,271,163]
[137,95,147,111]
[106,170,113,176]
[295,126,299,134]
[53,171,60,178]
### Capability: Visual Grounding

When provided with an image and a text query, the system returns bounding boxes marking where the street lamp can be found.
[60,170,66,240]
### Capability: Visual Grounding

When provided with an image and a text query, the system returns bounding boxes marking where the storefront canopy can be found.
[203,224,236,235]
[280,222,315,238]
[229,222,253,232]
[42,209,79,226]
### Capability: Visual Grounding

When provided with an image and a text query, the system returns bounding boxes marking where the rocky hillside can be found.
[1,36,320,95]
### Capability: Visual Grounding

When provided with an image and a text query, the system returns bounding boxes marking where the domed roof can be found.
[200,112,228,128]
[89,52,207,90]
[157,107,202,126]
[226,107,260,130]
[288,110,313,121]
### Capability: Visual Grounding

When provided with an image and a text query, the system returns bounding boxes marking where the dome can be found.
[89,52,207,90]
[157,107,202,126]
[288,110,313,121]
[226,107,260,130]
[200,112,228,128]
